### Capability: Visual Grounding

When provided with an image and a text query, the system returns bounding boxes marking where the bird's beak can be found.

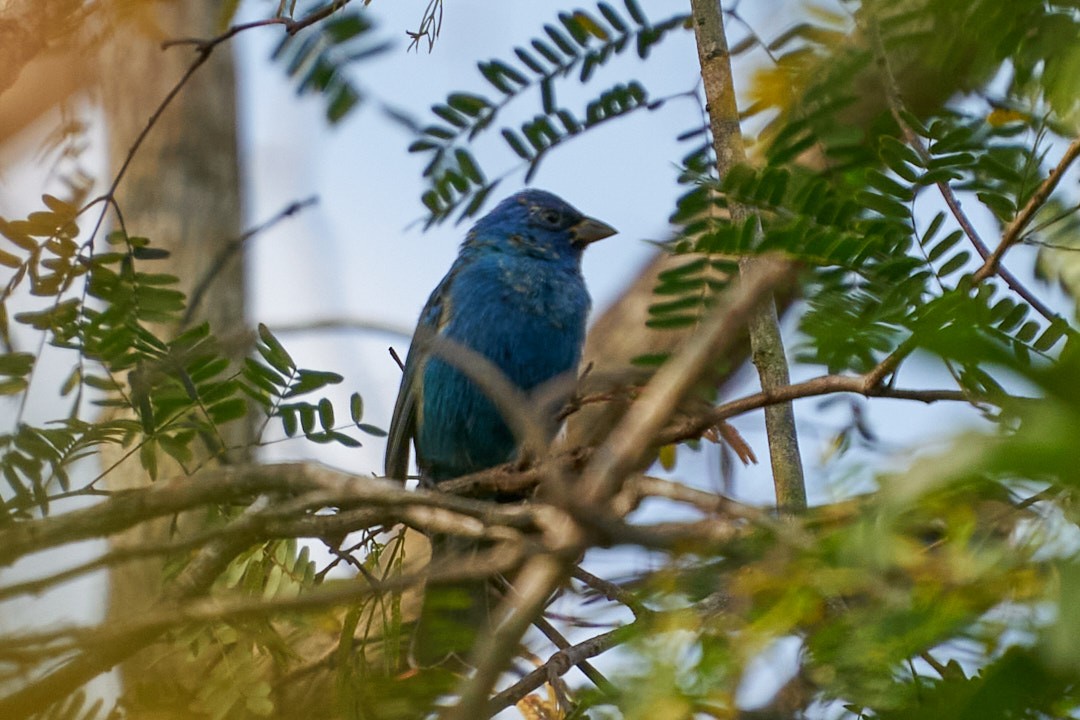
[570,216,617,248]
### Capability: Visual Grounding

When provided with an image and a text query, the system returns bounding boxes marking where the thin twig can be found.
[571,565,650,618]
[183,196,318,326]
[529,614,615,698]
[268,316,415,343]
[161,0,353,50]
[973,134,1080,282]
[486,625,630,715]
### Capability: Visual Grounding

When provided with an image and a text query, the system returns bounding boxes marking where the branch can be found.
[571,565,651,618]
[663,374,978,445]
[973,133,1080,282]
[528,614,616,701]
[486,625,631,715]
[488,594,730,716]
[406,373,983,507]
[0,463,541,567]
[580,256,799,508]
[691,0,806,516]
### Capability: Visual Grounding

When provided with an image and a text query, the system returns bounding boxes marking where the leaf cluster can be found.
[0,197,376,520]
[272,5,391,124]
[407,0,691,226]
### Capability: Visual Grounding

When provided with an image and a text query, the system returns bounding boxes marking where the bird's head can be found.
[466,189,617,261]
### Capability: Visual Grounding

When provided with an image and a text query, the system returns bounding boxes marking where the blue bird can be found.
[384,189,615,667]
[385,189,616,486]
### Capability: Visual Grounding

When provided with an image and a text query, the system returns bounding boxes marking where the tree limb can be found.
[691,0,806,516]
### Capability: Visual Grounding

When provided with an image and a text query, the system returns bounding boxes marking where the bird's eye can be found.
[537,208,562,227]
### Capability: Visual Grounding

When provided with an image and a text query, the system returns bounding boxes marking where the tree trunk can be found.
[98,0,247,712]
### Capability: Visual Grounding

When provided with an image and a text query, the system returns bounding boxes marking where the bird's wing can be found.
[384,274,453,481]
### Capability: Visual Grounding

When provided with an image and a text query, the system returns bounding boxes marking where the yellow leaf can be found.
[987,108,1028,126]
[658,443,677,471]
[748,51,814,114]
[573,12,609,41]
[805,2,848,28]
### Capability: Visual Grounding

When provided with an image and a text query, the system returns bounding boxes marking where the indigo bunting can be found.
[385,189,615,665]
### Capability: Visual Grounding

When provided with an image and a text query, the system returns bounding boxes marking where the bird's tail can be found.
[409,533,500,670]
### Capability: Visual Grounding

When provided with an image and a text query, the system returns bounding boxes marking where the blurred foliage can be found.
[3,0,1080,719]
[272,4,390,124]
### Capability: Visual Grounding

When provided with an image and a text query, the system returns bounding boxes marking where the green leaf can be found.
[857,190,909,219]
[598,2,628,33]
[131,246,170,260]
[543,24,577,56]
[532,38,563,65]
[919,212,947,246]
[624,0,647,26]
[999,303,1028,332]
[280,406,298,437]
[329,431,362,448]
[501,129,533,160]
[285,369,344,398]
[299,404,316,434]
[446,92,490,117]
[257,324,295,375]
[1015,321,1039,344]
[0,352,34,377]
[350,392,364,423]
[323,13,370,43]
[139,442,158,482]
[208,398,248,424]
[977,190,1016,221]
[1034,319,1068,352]
[455,149,484,184]
[515,46,547,74]
[867,170,913,201]
[928,230,964,262]
[432,104,467,128]
[327,84,360,124]
[317,397,334,431]
[936,250,971,278]
[357,423,387,437]
[478,60,527,94]
[0,378,28,395]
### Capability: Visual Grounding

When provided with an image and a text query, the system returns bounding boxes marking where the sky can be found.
[1,0,1072,713]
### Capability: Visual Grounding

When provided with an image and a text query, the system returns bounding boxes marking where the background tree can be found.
[1,1,1080,719]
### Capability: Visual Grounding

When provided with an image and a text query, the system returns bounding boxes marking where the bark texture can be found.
[98,0,247,711]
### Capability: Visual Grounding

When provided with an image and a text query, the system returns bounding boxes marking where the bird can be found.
[384,188,616,666]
